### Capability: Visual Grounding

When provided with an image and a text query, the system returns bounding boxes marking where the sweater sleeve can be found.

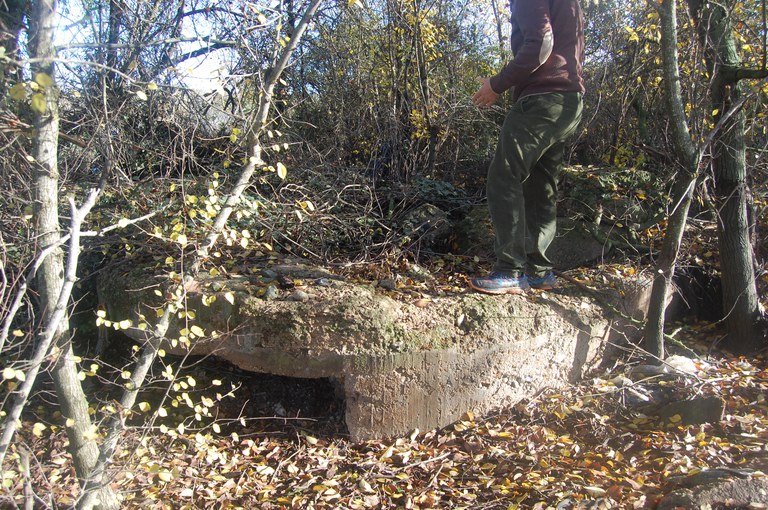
[489,0,554,94]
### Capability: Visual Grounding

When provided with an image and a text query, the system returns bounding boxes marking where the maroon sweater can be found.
[489,0,585,101]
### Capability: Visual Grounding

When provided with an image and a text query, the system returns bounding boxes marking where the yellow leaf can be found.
[34,72,54,88]
[224,292,235,305]
[12,330,24,337]
[147,82,159,91]
[669,414,682,423]
[190,325,205,337]
[135,90,148,101]
[32,423,46,437]
[2,368,15,380]
[9,83,26,100]
[157,471,173,482]
[276,162,287,180]
[31,93,47,114]
[82,425,99,441]
[138,402,151,412]
[118,319,132,330]
[177,234,188,246]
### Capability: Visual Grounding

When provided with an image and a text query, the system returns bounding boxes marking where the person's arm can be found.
[489,0,553,94]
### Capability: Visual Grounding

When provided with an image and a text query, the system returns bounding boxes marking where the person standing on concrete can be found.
[469,0,585,295]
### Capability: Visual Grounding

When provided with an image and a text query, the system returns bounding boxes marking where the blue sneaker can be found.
[528,272,558,290]
[468,272,530,295]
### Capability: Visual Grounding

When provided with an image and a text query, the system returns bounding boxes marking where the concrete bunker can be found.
[100,264,619,440]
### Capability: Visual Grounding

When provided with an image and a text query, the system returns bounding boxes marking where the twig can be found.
[21,447,33,510]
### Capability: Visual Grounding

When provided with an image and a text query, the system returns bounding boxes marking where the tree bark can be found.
[30,0,85,477]
[27,1,120,507]
[690,0,763,354]
[644,0,699,360]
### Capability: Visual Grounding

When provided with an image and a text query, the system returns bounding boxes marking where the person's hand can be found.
[472,77,499,107]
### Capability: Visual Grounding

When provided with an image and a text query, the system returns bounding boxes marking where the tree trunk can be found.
[644,0,699,360]
[28,1,119,507]
[694,1,763,354]
[105,0,123,89]
[413,0,437,175]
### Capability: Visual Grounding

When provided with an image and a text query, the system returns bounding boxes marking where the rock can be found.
[658,470,768,510]
[657,396,725,425]
[287,290,310,302]
[665,354,708,375]
[100,264,628,441]
[261,268,278,280]
[263,285,280,300]
[629,363,668,378]
[378,278,397,291]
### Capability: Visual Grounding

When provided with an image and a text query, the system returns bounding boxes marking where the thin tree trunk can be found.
[644,0,699,360]
[27,1,120,507]
[413,0,436,175]
[489,0,507,65]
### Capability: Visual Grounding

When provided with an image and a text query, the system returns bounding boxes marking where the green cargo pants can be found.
[487,92,583,277]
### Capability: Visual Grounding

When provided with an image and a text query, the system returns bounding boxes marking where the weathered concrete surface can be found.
[101,262,622,441]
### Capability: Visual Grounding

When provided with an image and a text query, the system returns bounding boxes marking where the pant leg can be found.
[524,142,564,276]
[486,92,583,275]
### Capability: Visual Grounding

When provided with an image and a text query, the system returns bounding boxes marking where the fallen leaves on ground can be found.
[5,355,767,509]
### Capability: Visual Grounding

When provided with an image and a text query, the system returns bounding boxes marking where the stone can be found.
[100,262,629,441]
[657,396,725,425]
[287,289,310,302]
[658,470,768,510]
[378,278,397,291]
[263,285,280,300]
